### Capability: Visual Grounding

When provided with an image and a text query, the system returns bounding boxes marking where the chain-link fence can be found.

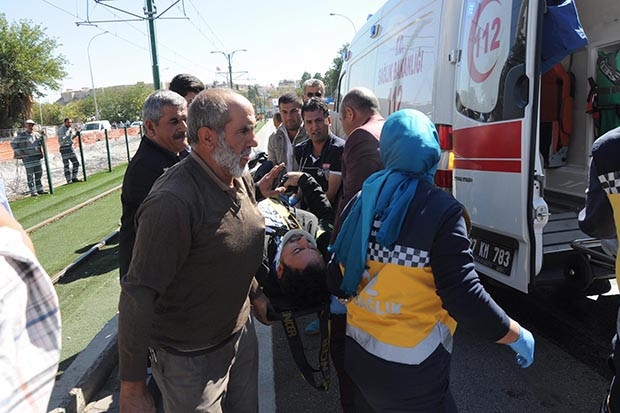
[0,126,143,200]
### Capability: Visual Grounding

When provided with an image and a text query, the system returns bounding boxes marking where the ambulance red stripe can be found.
[453,120,522,172]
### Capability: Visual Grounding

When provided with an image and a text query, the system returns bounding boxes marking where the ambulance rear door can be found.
[452,0,547,293]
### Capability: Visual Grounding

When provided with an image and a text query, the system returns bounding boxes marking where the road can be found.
[253,121,613,412]
[80,120,614,413]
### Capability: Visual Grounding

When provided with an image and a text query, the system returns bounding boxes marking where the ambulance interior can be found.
[538,0,620,286]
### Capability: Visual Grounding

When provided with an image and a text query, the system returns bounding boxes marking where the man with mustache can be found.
[302,78,344,138]
[118,90,188,281]
[118,88,272,413]
[169,73,205,160]
[294,97,345,208]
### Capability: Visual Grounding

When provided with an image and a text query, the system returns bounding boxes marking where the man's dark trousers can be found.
[60,145,80,183]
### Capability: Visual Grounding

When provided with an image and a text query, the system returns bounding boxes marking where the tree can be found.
[323,43,349,99]
[300,72,312,85]
[299,44,348,100]
[34,101,67,126]
[96,83,152,122]
[0,14,67,129]
[246,85,263,115]
[66,83,151,123]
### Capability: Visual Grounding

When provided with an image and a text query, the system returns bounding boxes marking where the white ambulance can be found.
[337,0,619,293]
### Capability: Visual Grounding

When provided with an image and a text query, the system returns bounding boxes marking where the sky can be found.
[3,0,386,102]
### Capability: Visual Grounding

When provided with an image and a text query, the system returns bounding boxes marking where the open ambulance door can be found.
[452,0,547,293]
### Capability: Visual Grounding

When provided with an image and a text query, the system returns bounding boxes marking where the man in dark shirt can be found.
[118,90,187,280]
[294,97,345,208]
[118,88,270,413]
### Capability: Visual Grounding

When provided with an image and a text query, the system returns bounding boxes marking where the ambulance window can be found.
[455,0,527,123]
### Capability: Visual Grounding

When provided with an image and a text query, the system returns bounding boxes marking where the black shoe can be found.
[31,192,38,197]
[37,190,48,195]
[72,178,82,183]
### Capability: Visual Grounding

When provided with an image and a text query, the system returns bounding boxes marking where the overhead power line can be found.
[40,0,207,88]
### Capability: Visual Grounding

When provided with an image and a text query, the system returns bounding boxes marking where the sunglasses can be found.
[306,92,323,98]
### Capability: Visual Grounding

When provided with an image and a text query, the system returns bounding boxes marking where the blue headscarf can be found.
[331,109,440,296]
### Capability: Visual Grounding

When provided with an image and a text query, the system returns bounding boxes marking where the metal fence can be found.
[0,126,143,200]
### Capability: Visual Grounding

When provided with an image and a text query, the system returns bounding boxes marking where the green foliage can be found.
[300,72,312,85]
[246,85,266,114]
[65,84,152,123]
[299,44,348,99]
[0,13,67,128]
[34,84,151,126]
[32,101,63,125]
[323,43,348,98]
[96,83,152,122]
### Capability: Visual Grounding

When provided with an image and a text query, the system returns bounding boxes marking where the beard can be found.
[212,132,250,178]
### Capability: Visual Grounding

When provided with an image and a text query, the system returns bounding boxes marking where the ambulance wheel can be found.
[563,253,593,292]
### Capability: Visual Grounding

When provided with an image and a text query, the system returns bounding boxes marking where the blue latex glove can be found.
[508,326,535,368]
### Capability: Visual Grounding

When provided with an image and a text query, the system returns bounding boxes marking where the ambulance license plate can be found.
[470,234,514,276]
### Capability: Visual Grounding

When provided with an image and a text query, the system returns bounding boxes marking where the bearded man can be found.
[118,88,272,413]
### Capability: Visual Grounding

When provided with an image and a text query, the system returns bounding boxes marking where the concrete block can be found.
[48,314,119,413]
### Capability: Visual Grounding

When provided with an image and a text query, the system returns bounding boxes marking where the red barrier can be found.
[0,127,141,161]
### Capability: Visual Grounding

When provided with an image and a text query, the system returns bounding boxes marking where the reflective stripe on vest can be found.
[346,320,454,365]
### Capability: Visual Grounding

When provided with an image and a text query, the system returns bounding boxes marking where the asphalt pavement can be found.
[57,120,612,412]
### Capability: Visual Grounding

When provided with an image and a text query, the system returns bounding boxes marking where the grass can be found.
[9,167,125,369]
[56,241,121,371]
[11,164,127,229]
[30,190,121,277]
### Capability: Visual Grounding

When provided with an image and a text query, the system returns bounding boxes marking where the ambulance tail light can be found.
[435,124,453,191]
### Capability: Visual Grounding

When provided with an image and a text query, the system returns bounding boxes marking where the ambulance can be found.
[336,0,619,293]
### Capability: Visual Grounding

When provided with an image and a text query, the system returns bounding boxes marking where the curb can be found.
[48,315,119,413]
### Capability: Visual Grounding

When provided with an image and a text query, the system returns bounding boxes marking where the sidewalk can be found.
[77,320,274,413]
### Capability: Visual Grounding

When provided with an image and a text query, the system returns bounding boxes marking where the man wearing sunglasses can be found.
[302,78,344,138]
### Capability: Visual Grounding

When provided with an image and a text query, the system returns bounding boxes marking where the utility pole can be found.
[329,13,358,34]
[76,0,185,91]
[88,31,109,120]
[145,0,161,89]
[211,49,247,89]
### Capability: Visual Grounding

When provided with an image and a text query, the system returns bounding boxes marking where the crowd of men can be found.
[10,117,85,197]
[5,72,619,413]
[113,76,540,413]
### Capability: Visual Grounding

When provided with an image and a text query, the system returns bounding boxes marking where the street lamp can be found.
[211,49,247,89]
[329,13,357,34]
[87,31,109,121]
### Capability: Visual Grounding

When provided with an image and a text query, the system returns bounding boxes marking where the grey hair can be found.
[142,90,187,124]
[187,88,236,144]
[341,87,381,114]
[302,78,325,93]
